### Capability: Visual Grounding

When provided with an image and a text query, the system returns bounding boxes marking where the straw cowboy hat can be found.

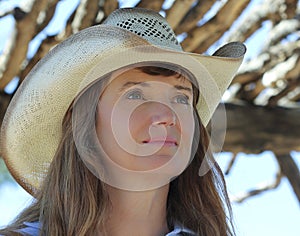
[0,8,246,194]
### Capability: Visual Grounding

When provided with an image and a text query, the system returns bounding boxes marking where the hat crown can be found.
[103,8,182,51]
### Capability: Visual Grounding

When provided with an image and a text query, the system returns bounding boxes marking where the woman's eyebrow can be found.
[119,81,150,92]
[119,81,192,94]
[173,85,192,94]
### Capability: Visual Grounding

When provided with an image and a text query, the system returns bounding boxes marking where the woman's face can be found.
[96,68,195,173]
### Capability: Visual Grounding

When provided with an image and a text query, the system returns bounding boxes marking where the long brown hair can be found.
[0,65,235,236]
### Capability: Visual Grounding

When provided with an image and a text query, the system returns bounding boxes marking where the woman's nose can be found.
[150,103,176,127]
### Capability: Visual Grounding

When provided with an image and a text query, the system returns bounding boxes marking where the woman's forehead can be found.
[109,67,193,88]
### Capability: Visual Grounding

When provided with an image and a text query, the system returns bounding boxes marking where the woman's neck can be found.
[104,184,170,236]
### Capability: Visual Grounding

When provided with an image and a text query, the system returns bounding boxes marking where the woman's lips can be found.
[142,137,178,146]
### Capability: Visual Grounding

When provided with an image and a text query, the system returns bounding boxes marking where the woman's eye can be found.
[174,95,190,105]
[126,90,144,100]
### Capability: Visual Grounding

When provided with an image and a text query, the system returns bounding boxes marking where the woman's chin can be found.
[130,154,174,171]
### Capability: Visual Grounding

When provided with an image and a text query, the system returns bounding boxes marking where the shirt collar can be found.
[165,223,196,235]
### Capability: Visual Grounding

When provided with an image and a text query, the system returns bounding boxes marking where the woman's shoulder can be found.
[14,222,40,236]
[2,221,195,236]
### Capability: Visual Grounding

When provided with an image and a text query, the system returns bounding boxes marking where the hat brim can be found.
[0,25,245,194]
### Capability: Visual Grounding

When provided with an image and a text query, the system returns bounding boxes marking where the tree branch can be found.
[268,65,300,107]
[36,0,60,35]
[71,0,99,32]
[231,41,300,103]
[212,104,300,154]
[274,152,300,203]
[19,35,59,82]
[225,0,284,43]
[0,91,12,128]
[232,171,282,203]
[262,19,300,51]
[136,0,164,12]
[181,0,250,52]
[0,0,51,90]
[103,0,118,16]
[0,9,14,19]
[283,0,298,19]
[165,0,195,29]
[174,0,216,35]
[224,154,237,175]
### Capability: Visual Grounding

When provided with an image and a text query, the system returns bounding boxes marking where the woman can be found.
[0,7,246,236]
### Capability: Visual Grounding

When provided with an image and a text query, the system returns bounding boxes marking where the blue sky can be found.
[0,0,299,235]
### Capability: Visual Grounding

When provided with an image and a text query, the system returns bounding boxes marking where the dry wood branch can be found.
[72,0,99,32]
[80,0,99,29]
[268,78,300,107]
[0,6,27,20]
[212,104,300,154]
[292,92,300,102]
[274,152,300,203]
[290,92,300,104]
[19,0,79,80]
[268,55,300,106]
[0,91,12,129]
[251,53,300,106]
[165,0,195,29]
[0,9,14,19]
[58,3,77,39]
[230,46,300,103]
[226,0,283,42]
[0,0,50,90]
[232,72,262,85]
[103,0,118,16]
[284,53,300,81]
[182,0,250,52]
[237,80,265,102]
[136,0,164,12]
[174,0,215,35]
[36,0,59,34]
[224,154,237,175]
[238,40,300,76]
[232,171,282,203]
[283,0,298,19]
[19,2,81,82]
[263,19,300,50]
[20,35,59,82]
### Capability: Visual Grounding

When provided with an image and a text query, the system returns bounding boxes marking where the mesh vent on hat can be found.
[103,8,182,51]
